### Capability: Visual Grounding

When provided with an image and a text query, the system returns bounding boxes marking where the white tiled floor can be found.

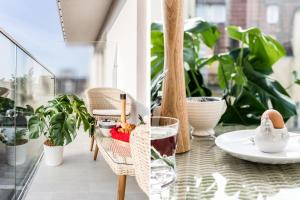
[24,131,147,200]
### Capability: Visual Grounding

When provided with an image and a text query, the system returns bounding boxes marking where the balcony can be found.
[0,0,148,200]
[3,0,300,199]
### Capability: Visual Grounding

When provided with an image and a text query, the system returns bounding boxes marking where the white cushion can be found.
[92,109,130,116]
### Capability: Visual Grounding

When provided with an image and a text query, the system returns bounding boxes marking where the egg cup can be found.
[254,124,289,153]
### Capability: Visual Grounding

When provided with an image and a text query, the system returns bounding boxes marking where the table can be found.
[167,125,300,200]
[93,128,135,200]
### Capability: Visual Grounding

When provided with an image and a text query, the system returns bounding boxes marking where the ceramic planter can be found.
[43,144,64,166]
[186,97,226,136]
[6,142,27,166]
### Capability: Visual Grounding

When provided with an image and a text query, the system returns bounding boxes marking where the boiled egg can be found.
[261,109,284,129]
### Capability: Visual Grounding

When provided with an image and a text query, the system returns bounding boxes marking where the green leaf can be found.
[244,64,297,121]
[0,97,14,115]
[185,18,220,48]
[221,89,267,125]
[49,113,76,146]
[28,116,46,139]
[183,48,196,70]
[227,26,286,74]
[151,22,163,31]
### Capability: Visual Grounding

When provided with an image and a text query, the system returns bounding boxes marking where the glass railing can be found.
[0,29,55,200]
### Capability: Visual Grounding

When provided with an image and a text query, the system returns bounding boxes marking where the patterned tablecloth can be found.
[167,125,300,200]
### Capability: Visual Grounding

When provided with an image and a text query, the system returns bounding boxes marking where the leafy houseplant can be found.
[28,94,95,166]
[207,26,297,124]
[0,127,28,166]
[0,97,34,166]
[0,97,34,127]
[151,19,298,125]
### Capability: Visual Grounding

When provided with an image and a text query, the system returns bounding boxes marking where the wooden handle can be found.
[120,94,126,123]
[160,0,190,153]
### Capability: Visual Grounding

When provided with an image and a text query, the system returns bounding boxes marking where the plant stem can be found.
[190,70,206,96]
[238,35,245,67]
[220,63,230,101]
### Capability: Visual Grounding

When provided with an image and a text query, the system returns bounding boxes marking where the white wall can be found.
[101,0,149,119]
[106,0,137,100]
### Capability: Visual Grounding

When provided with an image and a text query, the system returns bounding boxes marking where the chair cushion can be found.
[92,109,130,116]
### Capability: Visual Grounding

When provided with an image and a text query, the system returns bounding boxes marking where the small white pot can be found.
[43,144,64,166]
[6,143,27,166]
[99,119,116,137]
[187,97,226,136]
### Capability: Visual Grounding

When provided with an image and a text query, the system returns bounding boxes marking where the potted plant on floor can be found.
[28,94,95,166]
[0,127,28,166]
[0,97,34,165]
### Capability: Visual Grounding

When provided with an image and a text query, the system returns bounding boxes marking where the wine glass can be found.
[150,116,179,196]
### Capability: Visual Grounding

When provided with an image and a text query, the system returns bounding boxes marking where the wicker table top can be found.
[167,125,300,200]
[95,128,133,166]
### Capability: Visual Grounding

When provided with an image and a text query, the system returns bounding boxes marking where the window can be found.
[196,4,226,23]
[267,5,279,24]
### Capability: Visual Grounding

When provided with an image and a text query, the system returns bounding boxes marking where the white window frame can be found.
[267,5,279,24]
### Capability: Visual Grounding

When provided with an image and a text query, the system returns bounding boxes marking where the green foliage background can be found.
[151,19,298,125]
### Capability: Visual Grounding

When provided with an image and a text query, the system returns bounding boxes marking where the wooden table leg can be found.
[93,144,99,161]
[90,135,95,151]
[117,175,127,200]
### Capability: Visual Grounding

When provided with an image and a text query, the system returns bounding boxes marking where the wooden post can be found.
[93,144,99,161]
[161,0,190,153]
[117,175,127,200]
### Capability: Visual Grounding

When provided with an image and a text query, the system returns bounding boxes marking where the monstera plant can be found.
[151,19,298,125]
[28,94,96,166]
[207,26,297,124]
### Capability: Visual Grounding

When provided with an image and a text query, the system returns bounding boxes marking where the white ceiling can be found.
[57,0,117,43]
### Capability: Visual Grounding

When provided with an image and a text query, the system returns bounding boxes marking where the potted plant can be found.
[28,94,95,166]
[0,97,34,165]
[0,127,28,166]
[151,19,299,127]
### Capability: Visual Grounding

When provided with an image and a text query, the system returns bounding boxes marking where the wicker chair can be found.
[130,124,150,196]
[85,87,134,151]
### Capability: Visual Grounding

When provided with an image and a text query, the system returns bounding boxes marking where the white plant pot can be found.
[187,97,226,136]
[43,144,64,166]
[6,143,27,166]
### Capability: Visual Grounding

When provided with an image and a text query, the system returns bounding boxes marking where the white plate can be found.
[215,130,300,164]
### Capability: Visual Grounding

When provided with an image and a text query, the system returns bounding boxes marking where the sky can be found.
[0,0,92,77]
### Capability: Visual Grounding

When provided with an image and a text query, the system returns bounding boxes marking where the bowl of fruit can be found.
[111,122,136,143]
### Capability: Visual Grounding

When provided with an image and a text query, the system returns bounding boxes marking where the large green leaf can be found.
[49,112,76,146]
[221,89,267,125]
[28,115,46,139]
[227,26,285,74]
[243,64,297,121]
[185,19,220,48]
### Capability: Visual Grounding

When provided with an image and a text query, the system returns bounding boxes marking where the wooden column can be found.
[117,175,127,200]
[161,0,190,153]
